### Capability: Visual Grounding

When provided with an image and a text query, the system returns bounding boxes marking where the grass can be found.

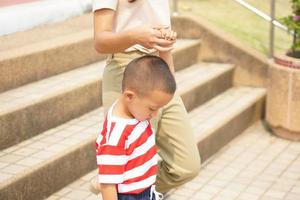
[176,0,292,56]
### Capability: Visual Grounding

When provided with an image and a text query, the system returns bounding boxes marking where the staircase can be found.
[0,13,266,200]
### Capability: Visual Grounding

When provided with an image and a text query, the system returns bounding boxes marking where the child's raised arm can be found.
[158,28,177,76]
[159,51,175,76]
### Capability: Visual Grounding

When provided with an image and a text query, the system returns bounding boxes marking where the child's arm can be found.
[100,183,118,200]
[159,51,175,77]
[158,28,176,77]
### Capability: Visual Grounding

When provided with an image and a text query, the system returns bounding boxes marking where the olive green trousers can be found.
[102,51,201,193]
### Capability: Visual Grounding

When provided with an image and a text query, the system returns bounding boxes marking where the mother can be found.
[93,0,201,193]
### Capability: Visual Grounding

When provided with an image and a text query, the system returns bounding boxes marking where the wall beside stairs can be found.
[172,15,269,88]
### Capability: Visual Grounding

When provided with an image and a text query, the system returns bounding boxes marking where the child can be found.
[94,55,176,200]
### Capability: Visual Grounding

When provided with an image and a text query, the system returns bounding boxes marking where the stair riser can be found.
[173,42,200,71]
[0,82,102,150]
[197,96,265,163]
[0,67,231,200]
[0,38,105,93]
[0,42,201,150]
[182,69,233,112]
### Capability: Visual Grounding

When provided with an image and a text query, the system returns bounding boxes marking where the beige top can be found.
[93,0,171,53]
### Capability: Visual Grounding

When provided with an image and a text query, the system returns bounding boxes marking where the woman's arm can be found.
[93,9,175,53]
[100,183,118,200]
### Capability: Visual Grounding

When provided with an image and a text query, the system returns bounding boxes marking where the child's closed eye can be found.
[149,107,156,111]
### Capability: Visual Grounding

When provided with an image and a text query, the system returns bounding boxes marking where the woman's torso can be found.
[113,0,170,32]
[93,0,171,53]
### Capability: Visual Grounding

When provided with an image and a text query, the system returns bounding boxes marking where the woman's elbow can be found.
[94,38,111,53]
[94,41,105,53]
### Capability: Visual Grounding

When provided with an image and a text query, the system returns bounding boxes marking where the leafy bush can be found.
[280,0,300,53]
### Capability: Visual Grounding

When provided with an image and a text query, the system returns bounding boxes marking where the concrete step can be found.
[44,87,266,200]
[0,62,234,200]
[0,60,105,151]
[0,13,103,93]
[177,62,234,112]
[191,87,266,163]
[0,39,201,150]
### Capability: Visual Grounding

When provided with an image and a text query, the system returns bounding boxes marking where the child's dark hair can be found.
[122,55,176,97]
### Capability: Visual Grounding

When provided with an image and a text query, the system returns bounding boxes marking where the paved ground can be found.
[47,121,300,200]
[166,121,300,200]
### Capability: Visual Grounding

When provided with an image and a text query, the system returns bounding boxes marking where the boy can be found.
[95,55,176,200]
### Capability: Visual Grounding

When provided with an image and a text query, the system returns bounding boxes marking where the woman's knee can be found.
[172,156,201,182]
[183,160,201,180]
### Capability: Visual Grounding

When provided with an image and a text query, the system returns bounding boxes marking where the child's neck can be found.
[113,98,134,119]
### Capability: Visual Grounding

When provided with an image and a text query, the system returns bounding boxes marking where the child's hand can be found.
[158,28,177,41]
[154,28,177,52]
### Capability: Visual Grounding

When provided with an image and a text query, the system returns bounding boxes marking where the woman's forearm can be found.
[94,30,136,53]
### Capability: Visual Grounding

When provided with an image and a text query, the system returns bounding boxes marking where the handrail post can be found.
[172,0,178,16]
[269,0,275,58]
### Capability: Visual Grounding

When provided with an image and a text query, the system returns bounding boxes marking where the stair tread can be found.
[0,13,93,52]
[176,62,234,92]
[0,84,265,188]
[44,86,266,200]
[0,61,105,114]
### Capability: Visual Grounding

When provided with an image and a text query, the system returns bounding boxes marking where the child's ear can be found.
[124,90,135,101]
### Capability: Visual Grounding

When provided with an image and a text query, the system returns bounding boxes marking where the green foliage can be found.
[280,0,300,51]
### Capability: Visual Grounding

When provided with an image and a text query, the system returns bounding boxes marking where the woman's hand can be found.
[131,26,177,52]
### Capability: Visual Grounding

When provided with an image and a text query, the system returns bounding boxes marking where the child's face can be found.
[126,90,173,121]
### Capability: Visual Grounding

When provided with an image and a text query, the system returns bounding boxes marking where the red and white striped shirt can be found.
[96,103,158,194]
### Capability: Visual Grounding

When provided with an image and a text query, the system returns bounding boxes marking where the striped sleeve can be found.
[93,0,118,12]
[97,144,128,184]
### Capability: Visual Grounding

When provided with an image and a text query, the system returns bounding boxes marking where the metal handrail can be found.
[172,0,178,16]
[233,0,289,58]
[171,0,290,58]
[269,0,275,58]
[233,0,287,31]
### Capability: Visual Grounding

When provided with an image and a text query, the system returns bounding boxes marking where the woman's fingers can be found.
[152,28,163,38]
